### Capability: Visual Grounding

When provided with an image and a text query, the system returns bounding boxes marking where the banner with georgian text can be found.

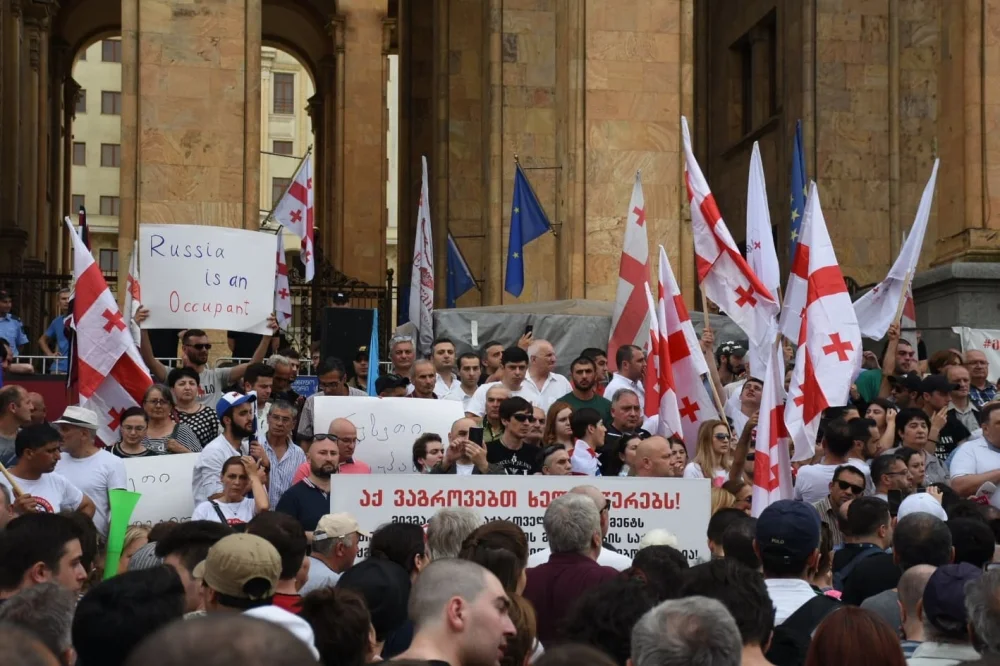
[954,327,1000,381]
[331,474,712,564]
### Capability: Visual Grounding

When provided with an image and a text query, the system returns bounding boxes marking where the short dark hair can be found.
[0,514,81,592]
[181,329,208,344]
[120,406,148,424]
[678,559,775,648]
[368,522,426,576]
[721,516,760,570]
[243,362,275,388]
[628,545,688,602]
[154,520,233,574]
[299,587,372,666]
[849,417,877,445]
[480,340,503,358]
[61,510,99,573]
[948,518,996,568]
[14,422,62,457]
[570,407,603,439]
[846,496,891,537]
[832,464,865,485]
[457,352,480,367]
[897,447,925,467]
[822,418,854,458]
[581,347,607,361]
[72,566,185,666]
[317,357,347,378]
[562,578,658,666]
[615,344,641,368]
[893,512,953,571]
[894,408,931,440]
[501,347,529,366]
[166,366,200,388]
[707,508,747,546]
[459,520,529,595]
[871,454,905,487]
[569,356,596,373]
[247,513,307,581]
[412,433,443,472]
[499,396,533,422]
[432,337,454,350]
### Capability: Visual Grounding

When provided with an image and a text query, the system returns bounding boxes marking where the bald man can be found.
[291,417,368,485]
[634,436,680,478]
[526,484,633,571]
[432,417,504,475]
[898,564,937,654]
[27,392,47,425]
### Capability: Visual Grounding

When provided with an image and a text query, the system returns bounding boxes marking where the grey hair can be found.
[266,354,293,369]
[526,339,549,359]
[427,508,483,560]
[544,493,600,555]
[410,358,435,379]
[611,388,639,406]
[631,596,742,666]
[312,532,355,556]
[269,399,299,418]
[0,582,77,659]
[966,569,1000,654]
[408,558,489,629]
[390,335,414,351]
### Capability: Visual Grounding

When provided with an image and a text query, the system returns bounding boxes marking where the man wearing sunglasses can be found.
[486,397,541,475]
[810,464,867,549]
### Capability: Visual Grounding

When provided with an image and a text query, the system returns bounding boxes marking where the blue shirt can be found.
[44,315,70,372]
[0,314,28,349]
[275,478,329,532]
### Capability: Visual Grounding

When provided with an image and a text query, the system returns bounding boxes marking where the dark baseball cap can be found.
[716,341,747,357]
[755,500,821,562]
[923,563,982,634]
[888,372,922,393]
[921,374,959,395]
[375,373,408,395]
[355,345,369,361]
[337,558,410,641]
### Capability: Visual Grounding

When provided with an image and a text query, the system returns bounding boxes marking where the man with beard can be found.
[604,345,646,406]
[715,341,748,392]
[276,429,340,534]
[291,417,370,485]
[600,389,650,473]
[558,356,612,424]
[192,392,257,504]
[581,348,609,394]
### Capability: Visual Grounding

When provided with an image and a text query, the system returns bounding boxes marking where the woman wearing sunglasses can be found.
[683,419,734,485]
[141,384,202,454]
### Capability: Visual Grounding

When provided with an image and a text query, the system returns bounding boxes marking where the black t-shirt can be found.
[935,412,972,462]
[486,440,540,475]
[601,425,651,476]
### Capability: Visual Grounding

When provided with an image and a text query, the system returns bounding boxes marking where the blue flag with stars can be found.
[790,120,807,263]
[446,232,477,307]
[505,164,552,297]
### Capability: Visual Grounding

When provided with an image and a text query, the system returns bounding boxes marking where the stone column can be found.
[317,51,339,268]
[31,1,54,264]
[430,0,448,308]
[61,74,81,273]
[0,0,25,273]
[20,9,41,270]
[119,0,263,280]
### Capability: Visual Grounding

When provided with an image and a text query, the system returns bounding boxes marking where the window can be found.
[732,11,778,138]
[71,195,86,212]
[101,143,121,167]
[273,140,294,156]
[76,90,86,114]
[101,91,122,115]
[99,249,119,272]
[99,196,120,216]
[271,177,291,204]
[72,142,86,166]
[272,73,295,114]
[102,39,122,63]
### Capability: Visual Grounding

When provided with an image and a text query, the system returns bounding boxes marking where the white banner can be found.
[954,327,1000,380]
[314,396,466,474]
[124,454,197,526]
[139,224,276,333]
[331,475,712,564]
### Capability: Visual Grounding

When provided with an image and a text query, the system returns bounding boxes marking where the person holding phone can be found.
[431,417,505,475]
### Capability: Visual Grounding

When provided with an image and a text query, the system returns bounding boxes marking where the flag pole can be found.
[892,270,914,327]
[700,290,733,438]
[260,145,313,229]
[0,460,24,497]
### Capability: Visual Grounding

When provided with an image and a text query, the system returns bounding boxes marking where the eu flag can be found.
[505,164,552,297]
[790,120,807,263]
[446,233,477,308]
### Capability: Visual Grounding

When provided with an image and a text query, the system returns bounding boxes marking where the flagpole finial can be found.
[514,154,520,165]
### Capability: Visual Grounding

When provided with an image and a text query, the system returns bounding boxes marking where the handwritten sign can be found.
[124,454,197,526]
[331,475,712,564]
[139,224,276,334]
[314,396,465,474]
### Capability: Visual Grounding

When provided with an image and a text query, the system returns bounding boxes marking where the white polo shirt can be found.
[950,436,1000,507]
[434,374,467,402]
[605,374,645,404]
[520,371,573,411]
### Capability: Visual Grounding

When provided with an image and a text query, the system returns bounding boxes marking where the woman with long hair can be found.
[542,402,574,449]
[190,455,268,526]
[683,419,734,484]
[710,487,736,515]
[864,397,896,458]
[459,519,529,595]
[722,479,751,514]
[142,384,201,454]
[168,366,221,449]
[804,607,906,666]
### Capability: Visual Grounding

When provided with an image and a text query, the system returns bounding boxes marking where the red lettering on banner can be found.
[359,489,383,507]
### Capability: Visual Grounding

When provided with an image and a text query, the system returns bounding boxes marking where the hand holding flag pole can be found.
[699,290,733,440]
[893,270,914,327]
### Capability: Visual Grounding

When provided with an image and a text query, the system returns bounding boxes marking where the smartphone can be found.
[887,490,903,517]
[469,427,484,446]
[524,324,533,336]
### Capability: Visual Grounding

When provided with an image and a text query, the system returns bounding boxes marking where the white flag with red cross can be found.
[64,219,152,445]
[274,228,293,330]
[751,335,793,516]
[658,246,717,452]
[681,117,779,359]
[745,141,782,375]
[783,182,862,461]
[273,153,315,282]
[608,172,651,372]
[642,282,683,439]
[409,155,435,357]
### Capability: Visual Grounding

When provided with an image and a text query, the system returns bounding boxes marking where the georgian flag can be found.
[751,336,793,516]
[273,153,315,282]
[608,172,651,371]
[274,228,293,329]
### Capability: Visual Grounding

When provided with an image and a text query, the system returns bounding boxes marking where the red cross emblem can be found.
[614,253,650,347]
[107,407,124,431]
[278,288,290,300]
[678,396,700,423]
[101,309,126,333]
[290,209,303,224]
[872,285,880,294]
[633,206,646,227]
[302,249,312,263]
[753,241,761,250]
[307,177,313,189]
[734,286,757,308]
[822,333,854,361]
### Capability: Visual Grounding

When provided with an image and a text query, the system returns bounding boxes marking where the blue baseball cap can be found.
[216,391,255,420]
[924,563,982,634]
[755,500,821,562]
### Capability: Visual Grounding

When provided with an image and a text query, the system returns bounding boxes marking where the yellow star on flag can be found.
[514,207,520,214]
[791,208,800,221]
[790,229,799,242]
[513,252,520,259]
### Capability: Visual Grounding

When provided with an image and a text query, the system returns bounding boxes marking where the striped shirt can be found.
[262,436,307,507]
[811,496,845,548]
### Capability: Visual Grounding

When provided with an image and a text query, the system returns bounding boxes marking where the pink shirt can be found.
[291,459,372,485]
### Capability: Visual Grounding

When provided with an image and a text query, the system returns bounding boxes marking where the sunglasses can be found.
[713,433,731,441]
[745,453,755,461]
[511,413,537,423]
[836,479,865,494]
[187,343,212,351]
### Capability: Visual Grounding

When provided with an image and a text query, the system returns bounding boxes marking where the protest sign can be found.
[124,454,197,526]
[314,396,465,474]
[954,327,1000,380]
[331,475,712,564]
[139,225,276,334]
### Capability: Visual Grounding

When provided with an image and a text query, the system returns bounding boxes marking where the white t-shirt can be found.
[527,546,632,571]
[455,463,476,476]
[794,459,872,503]
[55,450,127,536]
[682,462,727,483]
[604,374,645,405]
[950,436,1000,507]
[192,435,249,504]
[0,472,83,515]
[520,371,573,411]
[191,497,256,526]
[465,381,539,417]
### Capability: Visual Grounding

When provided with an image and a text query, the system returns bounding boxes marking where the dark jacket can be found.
[523,552,620,644]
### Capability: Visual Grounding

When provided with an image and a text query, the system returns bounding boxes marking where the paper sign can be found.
[331,475,712,564]
[124,454,197,526]
[314,396,466,474]
[139,224,276,333]
[954,327,1000,381]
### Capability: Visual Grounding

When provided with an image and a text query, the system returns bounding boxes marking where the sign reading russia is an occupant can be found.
[331,475,712,564]
[139,225,276,334]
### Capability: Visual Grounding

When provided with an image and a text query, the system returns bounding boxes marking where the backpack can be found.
[765,595,841,666]
[832,546,883,591]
